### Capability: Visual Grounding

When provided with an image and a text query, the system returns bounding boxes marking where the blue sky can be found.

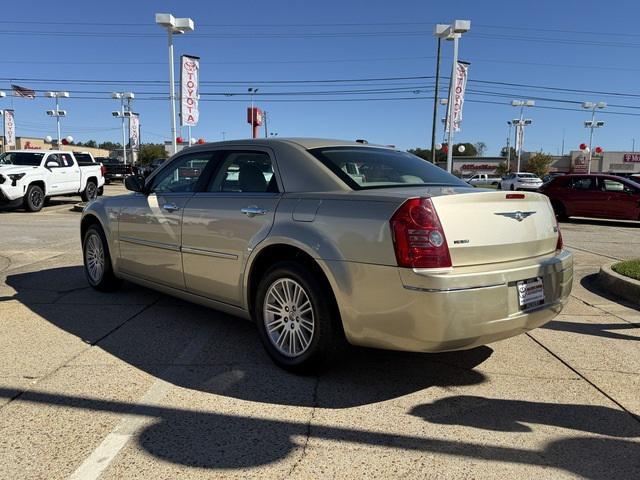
[2,0,639,155]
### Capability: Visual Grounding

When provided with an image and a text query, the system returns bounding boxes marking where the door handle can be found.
[162,203,180,212]
[241,206,267,217]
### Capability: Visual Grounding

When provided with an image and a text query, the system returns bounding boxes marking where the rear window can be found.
[517,173,536,178]
[74,153,94,165]
[308,147,468,190]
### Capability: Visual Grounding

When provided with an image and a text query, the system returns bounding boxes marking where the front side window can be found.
[208,151,277,193]
[309,147,467,190]
[150,152,214,194]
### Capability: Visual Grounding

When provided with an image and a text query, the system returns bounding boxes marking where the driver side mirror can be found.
[124,175,146,193]
[45,160,60,169]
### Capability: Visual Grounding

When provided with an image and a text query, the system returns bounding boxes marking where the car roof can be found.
[5,149,68,154]
[183,137,394,151]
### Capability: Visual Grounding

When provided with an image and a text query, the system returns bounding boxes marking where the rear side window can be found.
[309,147,468,190]
[74,153,94,165]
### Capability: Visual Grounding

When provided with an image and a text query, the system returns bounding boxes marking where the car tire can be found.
[82,224,121,291]
[23,184,45,212]
[255,261,344,374]
[81,181,98,202]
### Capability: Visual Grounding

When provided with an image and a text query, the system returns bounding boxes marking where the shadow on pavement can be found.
[5,266,640,476]
[560,217,640,228]
[1,387,638,477]
[579,273,640,313]
[543,320,639,341]
[3,266,490,409]
[410,395,640,436]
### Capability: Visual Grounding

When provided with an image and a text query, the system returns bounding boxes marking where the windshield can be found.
[0,152,45,166]
[309,147,468,190]
[517,173,537,178]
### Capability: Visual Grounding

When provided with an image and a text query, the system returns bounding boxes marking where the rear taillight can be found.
[100,165,107,177]
[390,197,452,269]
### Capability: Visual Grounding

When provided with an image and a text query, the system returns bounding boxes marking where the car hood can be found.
[0,164,39,175]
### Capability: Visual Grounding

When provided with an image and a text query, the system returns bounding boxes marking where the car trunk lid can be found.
[430,190,558,266]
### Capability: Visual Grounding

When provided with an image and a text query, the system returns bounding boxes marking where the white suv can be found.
[499,172,543,191]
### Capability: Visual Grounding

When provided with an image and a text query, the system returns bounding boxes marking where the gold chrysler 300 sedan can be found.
[81,139,573,372]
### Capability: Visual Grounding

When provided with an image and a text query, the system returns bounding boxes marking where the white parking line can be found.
[68,324,216,480]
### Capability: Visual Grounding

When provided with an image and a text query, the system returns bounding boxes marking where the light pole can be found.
[430,27,445,163]
[511,99,535,172]
[248,87,259,138]
[583,102,606,174]
[45,91,69,148]
[111,92,134,165]
[506,121,513,172]
[435,20,471,173]
[0,91,5,153]
[155,13,195,156]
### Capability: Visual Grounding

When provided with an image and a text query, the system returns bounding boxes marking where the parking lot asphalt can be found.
[0,184,639,479]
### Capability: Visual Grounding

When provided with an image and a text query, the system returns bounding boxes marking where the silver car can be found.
[81,139,573,372]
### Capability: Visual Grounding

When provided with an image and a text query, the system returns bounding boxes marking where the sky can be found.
[3,0,640,156]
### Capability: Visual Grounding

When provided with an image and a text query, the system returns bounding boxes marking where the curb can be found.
[597,262,640,305]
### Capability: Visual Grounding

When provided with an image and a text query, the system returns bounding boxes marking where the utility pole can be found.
[582,101,606,174]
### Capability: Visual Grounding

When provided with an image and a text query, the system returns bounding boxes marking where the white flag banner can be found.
[446,61,470,133]
[515,124,524,154]
[129,113,140,150]
[3,109,15,147]
[180,55,200,127]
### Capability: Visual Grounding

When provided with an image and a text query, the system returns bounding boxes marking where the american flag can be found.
[11,84,36,99]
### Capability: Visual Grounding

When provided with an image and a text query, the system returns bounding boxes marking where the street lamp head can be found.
[59,92,69,98]
[584,121,594,127]
[582,102,594,109]
[45,92,55,98]
[525,100,535,107]
[452,19,471,33]
[434,24,450,38]
[0,91,5,98]
[523,119,532,125]
[439,98,448,105]
[174,17,194,33]
[111,92,122,99]
[511,100,523,107]
[112,111,122,117]
[155,13,176,28]
[123,92,135,99]
[595,120,605,127]
[596,102,607,109]
[57,110,67,117]
[46,110,55,116]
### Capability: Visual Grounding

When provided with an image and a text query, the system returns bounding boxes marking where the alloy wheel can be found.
[85,233,105,284]
[263,278,315,357]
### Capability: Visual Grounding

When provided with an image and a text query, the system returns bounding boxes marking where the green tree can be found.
[138,143,167,165]
[407,148,431,161]
[474,141,487,156]
[495,162,509,177]
[525,152,553,178]
[98,141,122,151]
[83,140,98,148]
[500,146,517,159]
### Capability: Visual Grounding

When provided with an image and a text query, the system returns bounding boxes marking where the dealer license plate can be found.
[517,277,544,309]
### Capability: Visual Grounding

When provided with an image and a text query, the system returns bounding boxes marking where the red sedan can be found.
[539,174,640,221]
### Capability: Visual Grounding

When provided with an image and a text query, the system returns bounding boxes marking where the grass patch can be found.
[612,260,640,281]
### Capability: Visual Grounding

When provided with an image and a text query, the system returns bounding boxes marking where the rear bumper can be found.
[326,250,573,352]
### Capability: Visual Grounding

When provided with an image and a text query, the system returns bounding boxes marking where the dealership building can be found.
[441,150,640,177]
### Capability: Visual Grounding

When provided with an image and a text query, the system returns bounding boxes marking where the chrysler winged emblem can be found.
[494,211,536,222]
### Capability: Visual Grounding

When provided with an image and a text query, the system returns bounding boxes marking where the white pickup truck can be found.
[465,173,502,187]
[0,150,105,212]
